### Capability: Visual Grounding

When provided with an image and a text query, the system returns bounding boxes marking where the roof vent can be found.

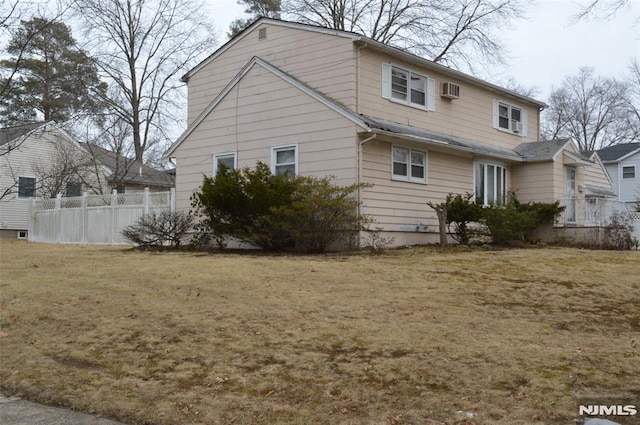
[258,27,267,40]
[441,82,460,99]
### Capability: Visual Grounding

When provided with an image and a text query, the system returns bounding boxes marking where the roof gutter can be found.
[365,129,525,163]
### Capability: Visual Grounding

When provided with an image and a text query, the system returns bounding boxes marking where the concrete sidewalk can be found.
[0,394,126,425]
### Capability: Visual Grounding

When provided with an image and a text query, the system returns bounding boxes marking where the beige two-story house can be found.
[166,18,613,246]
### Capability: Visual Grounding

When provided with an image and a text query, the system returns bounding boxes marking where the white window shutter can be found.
[492,99,499,129]
[521,109,528,137]
[427,77,435,111]
[382,63,391,99]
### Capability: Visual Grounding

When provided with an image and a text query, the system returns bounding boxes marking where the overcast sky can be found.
[204,0,640,102]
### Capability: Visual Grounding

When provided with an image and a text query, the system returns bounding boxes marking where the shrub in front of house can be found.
[190,161,368,253]
[431,193,564,245]
[480,196,564,244]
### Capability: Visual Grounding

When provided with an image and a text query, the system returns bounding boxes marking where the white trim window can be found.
[392,146,427,183]
[382,63,435,111]
[622,166,635,179]
[17,176,36,199]
[474,162,507,205]
[272,144,298,176]
[493,100,527,136]
[213,152,237,175]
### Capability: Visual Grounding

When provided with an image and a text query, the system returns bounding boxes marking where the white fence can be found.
[557,198,640,240]
[29,189,174,245]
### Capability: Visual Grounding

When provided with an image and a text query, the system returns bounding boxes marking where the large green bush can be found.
[190,162,368,252]
[429,193,564,245]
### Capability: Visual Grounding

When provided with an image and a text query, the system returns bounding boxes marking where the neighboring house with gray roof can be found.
[0,122,104,238]
[166,18,615,245]
[1,122,174,239]
[82,144,174,193]
[596,143,640,211]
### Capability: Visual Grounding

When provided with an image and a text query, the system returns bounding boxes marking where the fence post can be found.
[55,193,62,243]
[81,192,88,244]
[111,189,117,244]
[143,187,150,216]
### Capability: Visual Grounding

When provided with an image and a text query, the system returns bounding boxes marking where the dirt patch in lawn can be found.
[0,240,638,424]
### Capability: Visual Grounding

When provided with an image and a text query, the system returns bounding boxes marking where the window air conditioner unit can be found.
[441,82,460,99]
[512,120,523,133]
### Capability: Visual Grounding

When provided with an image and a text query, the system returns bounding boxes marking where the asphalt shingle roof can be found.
[81,143,174,188]
[596,143,640,162]
[0,122,49,147]
[514,139,575,161]
[361,115,524,161]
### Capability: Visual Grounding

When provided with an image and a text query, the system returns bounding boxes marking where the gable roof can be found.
[0,122,53,147]
[596,143,640,162]
[166,56,371,157]
[183,18,547,110]
[83,144,174,188]
[514,139,592,163]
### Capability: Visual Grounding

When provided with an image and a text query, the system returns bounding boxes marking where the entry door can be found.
[565,167,576,223]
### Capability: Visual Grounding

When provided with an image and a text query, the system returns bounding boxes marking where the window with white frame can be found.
[493,100,526,136]
[622,166,635,179]
[392,146,427,183]
[383,63,435,111]
[18,176,36,199]
[213,152,237,175]
[474,162,507,205]
[272,145,297,176]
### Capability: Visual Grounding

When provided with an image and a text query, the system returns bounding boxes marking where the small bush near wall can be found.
[121,211,194,248]
[190,162,369,253]
[429,193,564,246]
[605,212,636,250]
[482,196,565,244]
[428,193,484,245]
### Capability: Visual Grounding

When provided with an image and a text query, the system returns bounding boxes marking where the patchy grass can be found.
[0,240,638,425]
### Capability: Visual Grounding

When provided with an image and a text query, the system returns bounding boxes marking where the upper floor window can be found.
[213,152,237,175]
[475,162,506,205]
[392,146,427,183]
[622,166,635,179]
[18,176,36,199]
[382,63,435,111]
[272,144,297,176]
[65,182,82,197]
[493,100,527,136]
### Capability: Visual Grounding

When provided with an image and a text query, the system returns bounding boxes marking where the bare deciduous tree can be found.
[70,0,217,162]
[572,0,634,22]
[31,141,92,198]
[542,67,640,152]
[282,0,525,71]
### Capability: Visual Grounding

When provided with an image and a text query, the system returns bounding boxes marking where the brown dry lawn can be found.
[0,240,638,425]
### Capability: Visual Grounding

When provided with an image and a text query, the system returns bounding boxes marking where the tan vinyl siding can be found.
[357,49,539,150]
[186,24,356,125]
[511,162,557,203]
[360,140,473,230]
[174,64,358,212]
[583,156,612,191]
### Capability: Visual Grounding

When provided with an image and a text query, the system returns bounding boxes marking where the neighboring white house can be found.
[0,122,175,239]
[0,122,96,238]
[597,143,640,211]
